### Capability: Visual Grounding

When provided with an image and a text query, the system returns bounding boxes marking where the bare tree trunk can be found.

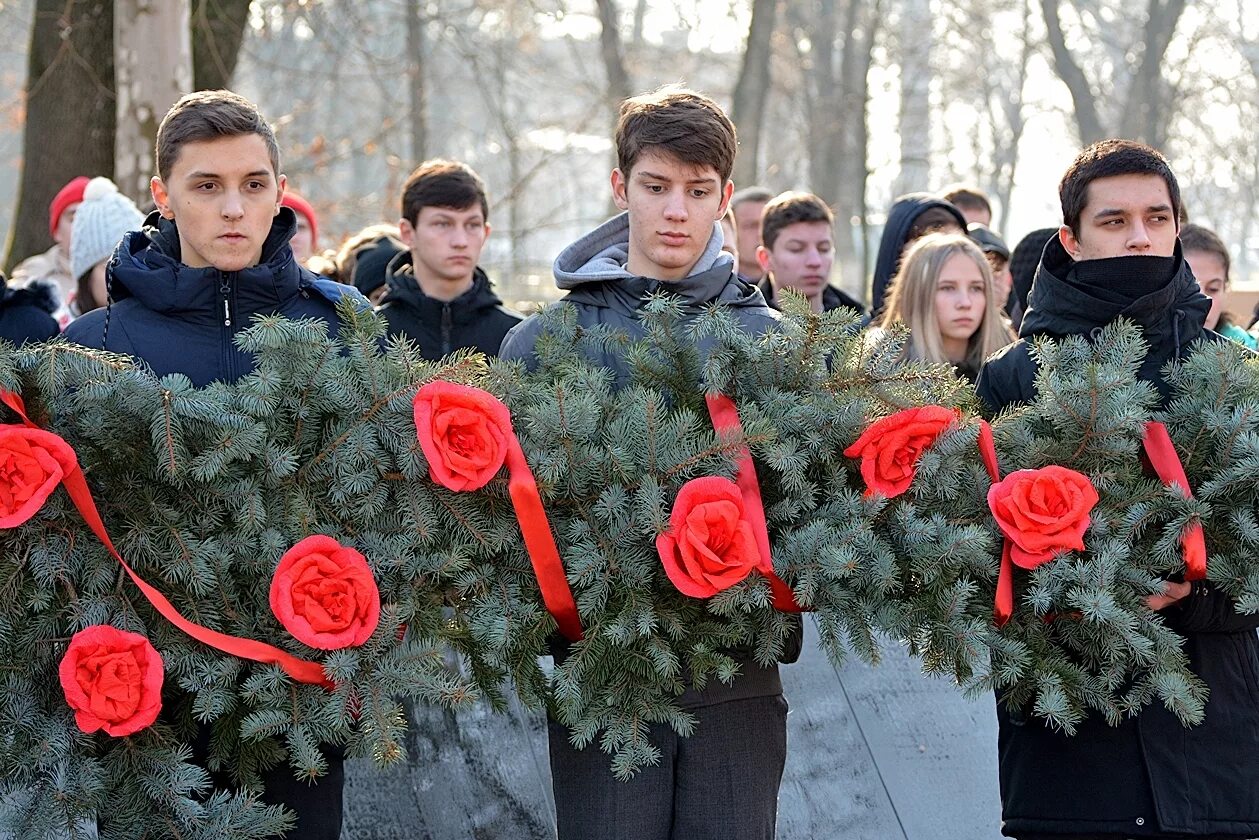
[594,0,631,119]
[406,0,429,163]
[991,0,1034,237]
[730,0,777,188]
[115,0,192,203]
[851,0,880,295]
[1117,0,1187,147]
[1040,0,1104,145]
[893,0,932,195]
[190,0,251,91]
[5,0,114,272]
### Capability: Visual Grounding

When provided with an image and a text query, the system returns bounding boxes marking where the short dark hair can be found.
[1059,139,1181,236]
[156,90,280,182]
[615,86,737,184]
[731,186,774,211]
[761,191,833,251]
[400,159,489,226]
[941,185,992,218]
[1179,223,1230,282]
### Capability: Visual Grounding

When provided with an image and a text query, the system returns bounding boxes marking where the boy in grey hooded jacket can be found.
[500,87,793,840]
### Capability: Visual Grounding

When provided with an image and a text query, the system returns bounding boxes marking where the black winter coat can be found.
[63,209,367,387]
[378,254,521,360]
[870,193,967,315]
[0,278,59,345]
[976,237,1259,839]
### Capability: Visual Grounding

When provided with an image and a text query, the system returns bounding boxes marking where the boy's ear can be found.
[1059,224,1081,260]
[151,176,174,220]
[717,180,734,217]
[398,218,415,249]
[611,168,630,211]
[275,174,287,216]
[756,244,772,275]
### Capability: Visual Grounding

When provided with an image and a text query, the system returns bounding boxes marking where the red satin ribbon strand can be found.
[504,438,584,642]
[704,393,805,613]
[977,420,1015,626]
[1,389,333,688]
[1142,421,1208,581]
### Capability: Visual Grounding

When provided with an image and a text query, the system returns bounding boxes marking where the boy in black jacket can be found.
[501,86,796,840]
[977,139,1259,840]
[378,159,521,359]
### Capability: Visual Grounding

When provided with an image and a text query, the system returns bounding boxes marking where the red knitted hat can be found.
[281,192,318,246]
[49,176,90,238]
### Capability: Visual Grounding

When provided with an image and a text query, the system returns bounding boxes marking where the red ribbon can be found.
[1,390,333,688]
[976,420,1017,627]
[503,435,584,642]
[1141,421,1207,581]
[704,393,805,612]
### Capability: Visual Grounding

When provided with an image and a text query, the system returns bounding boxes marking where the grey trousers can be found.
[549,694,789,840]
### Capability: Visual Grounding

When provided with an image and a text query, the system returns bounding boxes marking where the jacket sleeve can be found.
[1162,580,1259,634]
[497,315,542,371]
[975,341,1035,418]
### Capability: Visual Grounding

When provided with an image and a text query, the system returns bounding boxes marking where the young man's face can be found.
[1059,173,1178,261]
[756,220,834,305]
[151,133,284,271]
[53,203,80,250]
[611,149,733,282]
[291,215,315,264]
[398,205,490,289]
[733,199,768,278]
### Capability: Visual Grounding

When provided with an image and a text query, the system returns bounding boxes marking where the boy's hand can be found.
[1146,580,1192,611]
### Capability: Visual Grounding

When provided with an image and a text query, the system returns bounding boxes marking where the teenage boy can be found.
[977,139,1259,840]
[941,184,994,226]
[500,87,795,840]
[756,191,864,316]
[378,159,521,360]
[64,89,363,837]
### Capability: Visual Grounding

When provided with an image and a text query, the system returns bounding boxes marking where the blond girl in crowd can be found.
[876,232,1015,382]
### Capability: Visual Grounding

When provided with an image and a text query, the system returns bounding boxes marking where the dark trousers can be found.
[549,694,788,840]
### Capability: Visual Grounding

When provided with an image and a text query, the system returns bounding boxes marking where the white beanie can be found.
[69,177,144,283]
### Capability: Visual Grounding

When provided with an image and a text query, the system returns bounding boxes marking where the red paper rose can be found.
[58,625,163,737]
[656,476,765,598]
[843,406,960,498]
[413,381,513,492]
[0,426,78,528]
[988,466,1099,569]
[270,535,381,650]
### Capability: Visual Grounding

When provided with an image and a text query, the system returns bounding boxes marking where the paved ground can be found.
[343,618,1005,839]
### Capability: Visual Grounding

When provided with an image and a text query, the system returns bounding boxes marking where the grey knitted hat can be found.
[69,177,143,282]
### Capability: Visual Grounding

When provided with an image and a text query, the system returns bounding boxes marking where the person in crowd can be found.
[10,175,90,306]
[756,191,863,316]
[942,184,994,226]
[281,191,319,265]
[967,222,1014,318]
[64,90,368,839]
[977,139,1259,840]
[730,185,773,281]
[67,177,144,318]
[719,204,739,267]
[875,232,1012,382]
[333,223,405,306]
[870,193,967,314]
[1006,226,1058,329]
[500,85,798,840]
[1178,223,1256,349]
[378,159,521,360]
[0,271,59,345]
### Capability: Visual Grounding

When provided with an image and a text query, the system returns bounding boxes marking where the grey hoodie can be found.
[500,212,779,383]
[500,212,794,708]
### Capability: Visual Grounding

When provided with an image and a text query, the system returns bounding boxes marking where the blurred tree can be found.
[730,0,777,189]
[191,0,253,91]
[5,0,114,272]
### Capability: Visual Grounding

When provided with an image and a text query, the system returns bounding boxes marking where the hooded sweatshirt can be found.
[64,208,367,387]
[870,193,968,314]
[976,237,1259,839]
[500,212,799,708]
[378,253,521,360]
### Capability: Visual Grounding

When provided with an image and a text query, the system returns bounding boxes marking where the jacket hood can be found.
[3,276,60,315]
[1019,235,1210,340]
[380,252,505,322]
[551,213,760,318]
[107,208,305,320]
[871,194,967,311]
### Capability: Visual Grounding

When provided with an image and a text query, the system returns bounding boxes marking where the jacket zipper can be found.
[220,271,237,381]
[441,303,452,356]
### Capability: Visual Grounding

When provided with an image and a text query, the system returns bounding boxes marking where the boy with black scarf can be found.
[977,140,1259,840]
